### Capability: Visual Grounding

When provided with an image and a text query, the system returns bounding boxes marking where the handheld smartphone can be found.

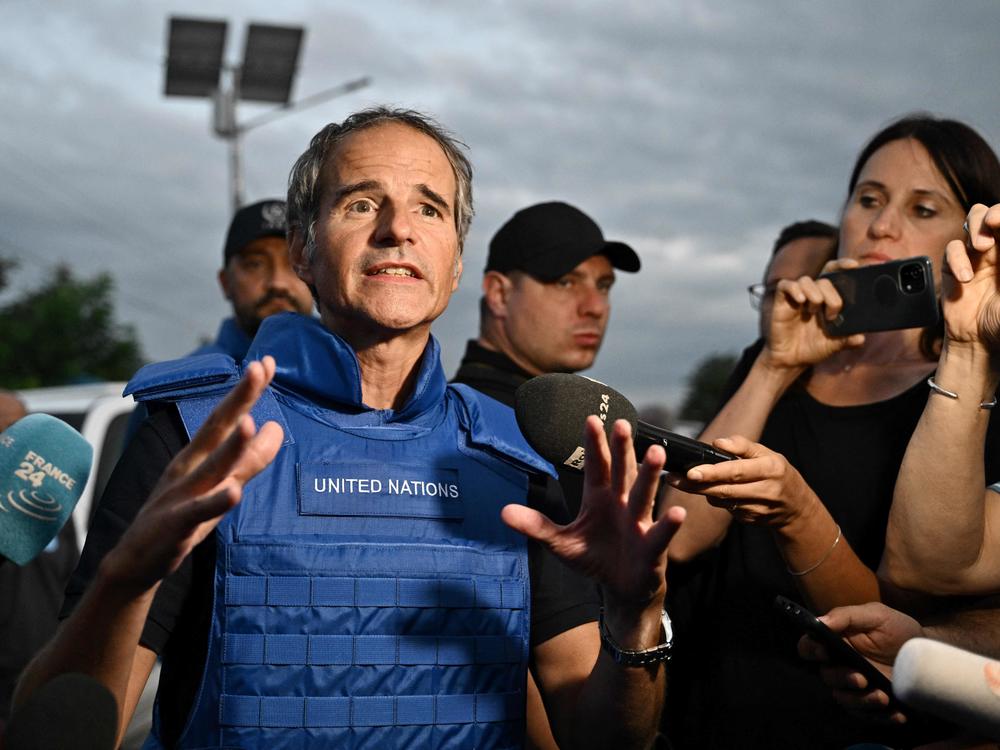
[819,256,938,336]
[635,421,737,474]
[774,595,901,707]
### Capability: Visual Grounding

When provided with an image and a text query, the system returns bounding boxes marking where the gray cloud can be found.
[0,0,997,411]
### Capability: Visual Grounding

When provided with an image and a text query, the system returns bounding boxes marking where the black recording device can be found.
[819,256,938,336]
[774,595,901,708]
[635,420,736,474]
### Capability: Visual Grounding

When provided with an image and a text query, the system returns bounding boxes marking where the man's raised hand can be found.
[103,357,284,595]
[502,416,685,613]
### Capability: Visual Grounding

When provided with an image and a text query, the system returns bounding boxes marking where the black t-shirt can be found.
[666,344,1000,750]
[451,339,601,635]
[62,378,600,746]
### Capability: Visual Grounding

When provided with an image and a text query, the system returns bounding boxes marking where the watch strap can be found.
[598,607,673,666]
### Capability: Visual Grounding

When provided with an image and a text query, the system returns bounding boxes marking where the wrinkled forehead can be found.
[320,122,458,201]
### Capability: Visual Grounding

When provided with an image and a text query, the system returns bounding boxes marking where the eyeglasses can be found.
[747,281,779,310]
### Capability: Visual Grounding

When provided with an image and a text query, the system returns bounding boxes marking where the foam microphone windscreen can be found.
[4,672,118,750]
[894,637,1000,740]
[514,373,638,471]
[0,413,93,565]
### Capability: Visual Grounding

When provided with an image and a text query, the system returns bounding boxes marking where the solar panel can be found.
[164,17,227,98]
[238,23,304,104]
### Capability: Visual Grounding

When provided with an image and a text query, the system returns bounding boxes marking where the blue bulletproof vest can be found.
[127,314,554,750]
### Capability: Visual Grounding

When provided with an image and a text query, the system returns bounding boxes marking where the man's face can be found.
[759,235,836,336]
[219,235,315,337]
[294,122,462,341]
[500,254,615,375]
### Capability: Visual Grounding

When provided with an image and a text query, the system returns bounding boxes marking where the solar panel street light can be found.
[161,15,369,212]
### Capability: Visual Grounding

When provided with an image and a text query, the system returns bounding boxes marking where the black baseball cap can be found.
[485,201,640,281]
[223,199,287,263]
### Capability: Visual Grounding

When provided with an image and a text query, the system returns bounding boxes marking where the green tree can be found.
[679,352,738,424]
[0,263,145,388]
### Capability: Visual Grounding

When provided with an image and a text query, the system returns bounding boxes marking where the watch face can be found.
[661,608,673,643]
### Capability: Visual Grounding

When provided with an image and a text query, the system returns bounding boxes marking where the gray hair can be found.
[287,106,474,260]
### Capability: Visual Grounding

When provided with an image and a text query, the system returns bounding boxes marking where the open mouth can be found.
[365,263,422,280]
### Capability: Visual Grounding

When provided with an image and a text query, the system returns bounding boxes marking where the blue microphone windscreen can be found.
[0,413,93,565]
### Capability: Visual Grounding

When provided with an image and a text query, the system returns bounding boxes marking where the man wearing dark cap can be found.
[452,204,642,744]
[454,200,640,398]
[123,200,316,448]
[195,199,314,359]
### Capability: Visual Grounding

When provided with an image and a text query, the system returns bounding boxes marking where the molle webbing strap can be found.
[224,574,526,609]
[220,692,524,728]
[222,633,523,666]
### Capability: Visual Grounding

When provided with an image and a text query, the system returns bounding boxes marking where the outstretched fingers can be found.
[166,357,276,481]
[581,415,613,492]
[500,503,562,545]
[627,443,666,521]
[645,503,686,555]
[608,419,638,499]
[175,482,243,531]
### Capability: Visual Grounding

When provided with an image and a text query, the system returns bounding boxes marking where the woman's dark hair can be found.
[847,114,1000,211]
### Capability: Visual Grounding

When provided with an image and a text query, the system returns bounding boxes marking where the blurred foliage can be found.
[679,352,738,424]
[0,261,145,388]
[0,256,15,291]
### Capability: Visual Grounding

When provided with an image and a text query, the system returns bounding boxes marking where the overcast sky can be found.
[2,1,997,411]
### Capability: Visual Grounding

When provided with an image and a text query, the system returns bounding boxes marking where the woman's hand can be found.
[665,435,820,530]
[764,260,866,370]
[943,203,1000,352]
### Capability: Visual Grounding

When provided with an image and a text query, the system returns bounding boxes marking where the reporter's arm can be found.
[664,350,803,561]
[15,358,282,742]
[670,436,879,610]
[15,564,161,743]
[665,272,861,562]
[883,204,1000,594]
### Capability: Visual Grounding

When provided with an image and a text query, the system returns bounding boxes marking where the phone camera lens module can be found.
[899,263,926,294]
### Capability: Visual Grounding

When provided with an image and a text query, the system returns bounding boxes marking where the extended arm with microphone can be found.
[514,373,736,474]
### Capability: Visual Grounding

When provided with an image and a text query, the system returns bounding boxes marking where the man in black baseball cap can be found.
[200,199,314,359]
[453,200,640,524]
[122,199,315,454]
[455,200,640,391]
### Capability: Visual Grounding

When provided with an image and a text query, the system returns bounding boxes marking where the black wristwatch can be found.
[598,607,673,666]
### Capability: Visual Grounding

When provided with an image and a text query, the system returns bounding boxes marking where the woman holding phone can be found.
[662,115,1000,750]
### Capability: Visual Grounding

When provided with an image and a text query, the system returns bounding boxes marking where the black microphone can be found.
[4,673,117,750]
[514,373,736,474]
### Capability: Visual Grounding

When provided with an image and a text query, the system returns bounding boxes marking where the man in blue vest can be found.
[18,107,685,749]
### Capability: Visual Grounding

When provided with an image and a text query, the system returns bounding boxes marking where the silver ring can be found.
[964,221,970,234]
